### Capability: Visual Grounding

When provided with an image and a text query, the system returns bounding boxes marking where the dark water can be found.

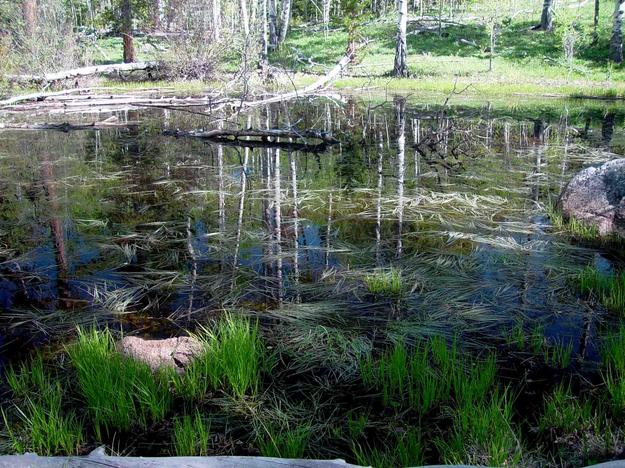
[0,95,623,367]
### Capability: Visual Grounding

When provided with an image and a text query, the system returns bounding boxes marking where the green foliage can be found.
[174,314,264,399]
[66,327,172,438]
[172,411,211,456]
[601,324,625,414]
[577,267,625,315]
[543,340,573,369]
[352,428,424,468]
[539,383,596,434]
[257,422,311,458]
[3,354,84,455]
[363,268,404,297]
[547,203,601,240]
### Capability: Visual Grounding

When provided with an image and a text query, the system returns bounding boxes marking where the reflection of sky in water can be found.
[0,100,622,365]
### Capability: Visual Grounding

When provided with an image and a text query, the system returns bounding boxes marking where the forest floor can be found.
[84,1,625,100]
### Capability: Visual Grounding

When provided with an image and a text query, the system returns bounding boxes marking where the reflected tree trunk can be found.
[231,139,250,291]
[602,112,616,146]
[325,193,332,270]
[610,0,625,62]
[186,216,197,319]
[289,153,300,302]
[376,131,384,267]
[217,142,225,272]
[273,148,283,303]
[395,98,406,259]
[40,153,70,308]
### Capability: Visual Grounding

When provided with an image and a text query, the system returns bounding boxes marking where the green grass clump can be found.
[172,411,211,456]
[539,383,596,435]
[547,204,600,241]
[363,268,404,297]
[544,341,573,369]
[601,324,625,413]
[3,354,84,455]
[174,314,264,399]
[66,327,172,438]
[257,422,311,458]
[438,389,521,466]
[353,427,424,468]
[577,267,625,315]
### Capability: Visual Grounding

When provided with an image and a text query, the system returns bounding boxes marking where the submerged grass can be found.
[577,267,625,315]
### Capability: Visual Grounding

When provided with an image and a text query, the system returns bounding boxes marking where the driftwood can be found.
[8,61,158,84]
[164,128,338,152]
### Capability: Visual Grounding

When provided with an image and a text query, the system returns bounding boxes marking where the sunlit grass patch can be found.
[577,267,625,315]
[66,327,172,438]
[172,411,211,456]
[539,383,596,435]
[546,203,601,241]
[174,314,264,399]
[3,354,84,455]
[601,324,625,413]
[363,267,404,297]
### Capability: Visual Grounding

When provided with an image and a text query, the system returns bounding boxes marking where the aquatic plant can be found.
[546,204,600,241]
[174,314,264,399]
[3,354,84,455]
[577,267,625,315]
[363,268,404,297]
[66,327,172,438]
[437,388,522,467]
[352,428,424,468]
[539,383,596,434]
[172,411,211,456]
[257,421,311,458]
[544,340,573,369]
[601,324,625,413]
[347,412,368,439]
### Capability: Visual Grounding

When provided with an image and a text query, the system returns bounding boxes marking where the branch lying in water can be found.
[163,128,338,152]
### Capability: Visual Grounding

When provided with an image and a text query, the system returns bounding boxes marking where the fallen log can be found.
[164,128,338,152]
[0,116,136,131]
[8,61,158,84]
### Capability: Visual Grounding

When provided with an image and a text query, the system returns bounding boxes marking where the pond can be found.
[1,94,624,466]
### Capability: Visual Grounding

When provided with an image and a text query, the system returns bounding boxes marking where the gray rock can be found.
[558,158,625,237]
[117,336,203,372]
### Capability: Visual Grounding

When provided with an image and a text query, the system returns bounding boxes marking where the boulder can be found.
[118,336,203,373]
[558,158,625,237]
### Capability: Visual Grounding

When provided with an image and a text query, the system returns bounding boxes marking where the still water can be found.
[0,95,622,365]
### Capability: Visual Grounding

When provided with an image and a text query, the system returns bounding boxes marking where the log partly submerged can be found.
[164,128,339,152]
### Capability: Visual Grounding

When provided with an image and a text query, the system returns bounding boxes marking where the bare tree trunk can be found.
[212,0,221,41]
[394,0,408,77]
[22,0,37,38]
[258,0,269,64]
[240,0,250,36]
[540,0,554,31]
[610,0,625,63]
[322,0,331,35]
[594,0,601,42]
[278,0,292,44]
[268,0,278,50]
[121,0,135,63]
